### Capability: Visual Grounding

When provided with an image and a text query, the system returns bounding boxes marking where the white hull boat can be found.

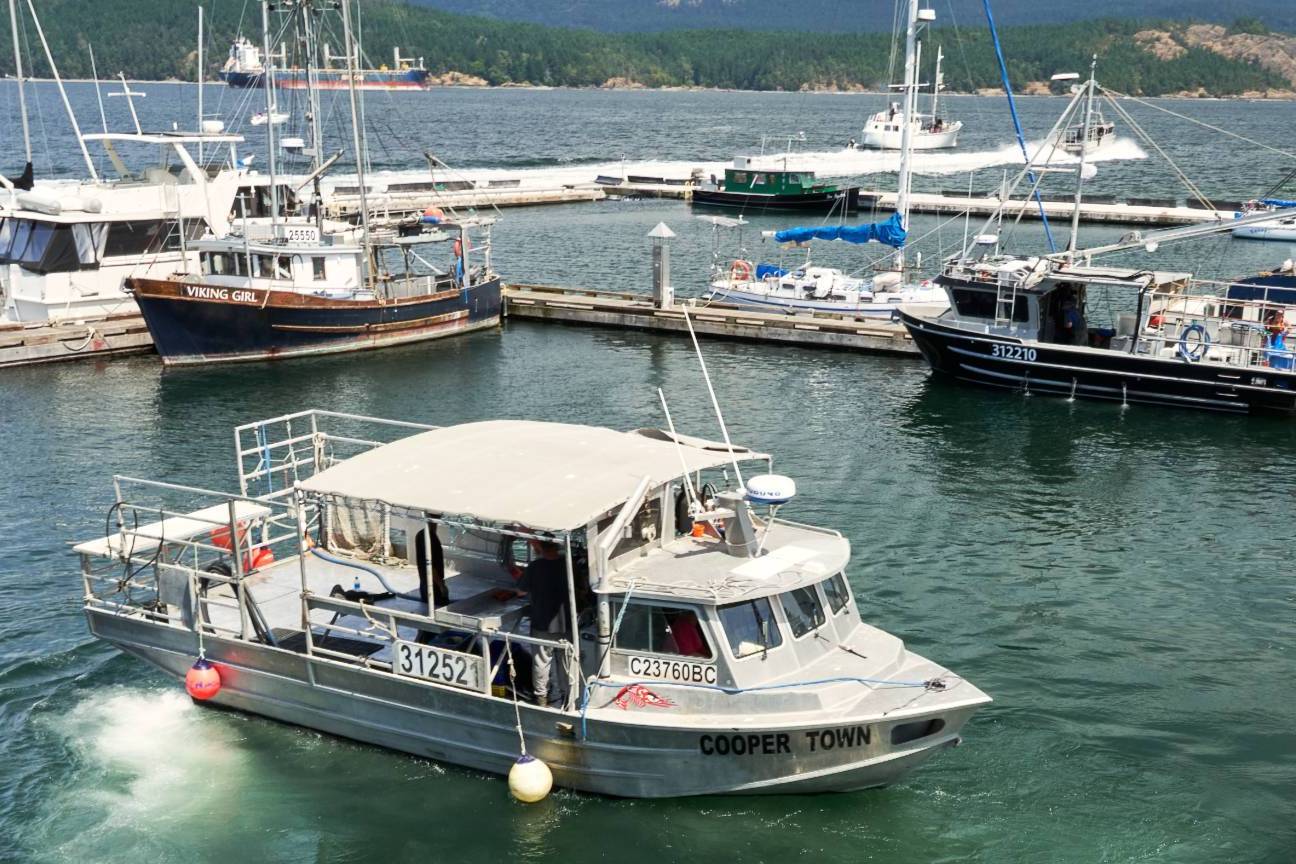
[74,410,991,798]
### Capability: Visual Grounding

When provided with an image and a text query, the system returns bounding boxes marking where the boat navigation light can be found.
[745,474,797,506]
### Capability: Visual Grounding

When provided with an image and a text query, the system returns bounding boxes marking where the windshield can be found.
[717,597,783,658]
[0,218,107,273]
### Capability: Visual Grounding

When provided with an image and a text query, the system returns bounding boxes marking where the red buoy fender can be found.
[185,658,222,701]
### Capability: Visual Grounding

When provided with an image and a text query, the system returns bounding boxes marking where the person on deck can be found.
[414,523,450,609]
[516,540,570,707]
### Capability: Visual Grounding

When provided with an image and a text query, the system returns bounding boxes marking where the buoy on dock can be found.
[508,754,552,803]
[185,657,222,701]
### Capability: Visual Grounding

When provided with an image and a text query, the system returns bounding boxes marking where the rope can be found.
[587,673,951,699]
[1100,93,1215,211]
[1102,87,1296,164]
[504,636,527,756]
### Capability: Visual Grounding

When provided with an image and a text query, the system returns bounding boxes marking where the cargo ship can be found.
[220,37,430,90]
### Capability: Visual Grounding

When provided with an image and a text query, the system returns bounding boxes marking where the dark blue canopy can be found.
[774,212,906,248]
[1260,199,1296,209]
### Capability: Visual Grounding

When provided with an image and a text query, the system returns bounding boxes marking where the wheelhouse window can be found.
[312,256,327,281]
[103,220,168,257]
[255,254,275,278]
[613,603,712,659]
[951,287,1029,322]
[780,586,826,638]
[0,219,107,273]
[202,252,235,276]
[822,573,851,615]
[718,597,783,658]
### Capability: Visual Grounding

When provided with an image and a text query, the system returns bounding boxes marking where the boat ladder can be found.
[994,272,1018,327]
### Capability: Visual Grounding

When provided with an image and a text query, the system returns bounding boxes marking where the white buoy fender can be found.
[508,755,553,803]
[745,474,797,505]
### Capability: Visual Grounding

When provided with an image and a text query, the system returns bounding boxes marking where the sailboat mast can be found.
[197,5,204,163]
[260,0,280,221]
[340,0,372,261]
[300,0,324,173]
[894,0,922,271]
[8,0,31,166]
[1067,55,1098,259]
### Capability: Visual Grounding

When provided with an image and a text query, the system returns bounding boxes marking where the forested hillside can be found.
[0,0,1289,97]
[411,0,1296,34]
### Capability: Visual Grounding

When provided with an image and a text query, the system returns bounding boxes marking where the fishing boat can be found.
[129,0,501,365]
[705,0,947,318]
[73,408,991,797]
[221,36,429,90]
[1059,104,1115,155]
[1232,199,1296,242]
[691,158,860,214]
[861,45,961,150]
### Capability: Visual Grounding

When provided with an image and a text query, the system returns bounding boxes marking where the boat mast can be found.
[301,1,324,175]
[7,0,31,174]
[340,0,373,279]
[1066,55,1097,260]
[893,0,925,271]
[260,0,280,221]
[197,5,204,163]
[23,0,96,180]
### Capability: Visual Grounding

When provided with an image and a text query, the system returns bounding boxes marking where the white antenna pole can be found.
[24,0,96,179]
[259,0,280,222]
[197,5,204,163]
[1067,55,1098,260]
[680,304,745,490]
[340,0,372,267]
[894,0,921,271]
[88,44,107,135]
[7,0,31,165]
[658,387,699,511]
[118,72,141,134]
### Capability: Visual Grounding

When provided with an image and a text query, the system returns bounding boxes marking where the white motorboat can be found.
[861,45,961,150]
[74,409,990,797]
[1232,199,1296,242]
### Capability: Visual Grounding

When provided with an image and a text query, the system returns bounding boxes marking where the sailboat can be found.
[127,0,501,365]
[861,44,962,150]
[705,0,949,318]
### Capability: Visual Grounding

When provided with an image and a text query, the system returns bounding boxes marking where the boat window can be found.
[718,598,783,658]
[103,220,167,257]
[204,252,233,276]
[0,218,12,259]
[612,603,712,659]
[276,256,293,279]
[2,220,106,273]
[822,573,851,615]
[780,586,826,638]
[312,256,327,281]
[952,287,1029,322]
[234,253,247,276]
[255,254,275,278]
[731,172,748,185]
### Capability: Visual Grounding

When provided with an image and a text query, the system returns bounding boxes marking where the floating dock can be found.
[0,313,153,369]
[502,283,920,356]
[321,182,604,221]
[601,178,1237,227]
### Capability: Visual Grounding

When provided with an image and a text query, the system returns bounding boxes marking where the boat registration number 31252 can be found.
[393,640,484,691]
[991,343,1037,361]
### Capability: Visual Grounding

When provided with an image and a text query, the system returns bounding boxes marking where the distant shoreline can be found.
[4,75,1293,101]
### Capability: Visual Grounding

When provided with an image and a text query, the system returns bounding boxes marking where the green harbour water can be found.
[1,83,1295,863]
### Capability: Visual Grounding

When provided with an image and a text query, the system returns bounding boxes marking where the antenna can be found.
[680,303,745,490]
[658,388,699,514]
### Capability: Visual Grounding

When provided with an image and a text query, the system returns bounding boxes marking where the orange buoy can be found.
[185,658,221,701]
[422,206,444,223]
[210,520,248,551]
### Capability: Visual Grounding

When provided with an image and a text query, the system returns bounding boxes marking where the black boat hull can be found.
[899,310,1296,415]
[131,277,502,366]
[691,186,861,214]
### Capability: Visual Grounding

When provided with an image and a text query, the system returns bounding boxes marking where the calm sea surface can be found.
[1,82,1294,863]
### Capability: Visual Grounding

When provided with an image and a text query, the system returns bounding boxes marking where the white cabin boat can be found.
[74,410,990,797]
[1233,199,1296,242]
[861,46,961,150]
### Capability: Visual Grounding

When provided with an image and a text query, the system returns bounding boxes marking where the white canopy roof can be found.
[298,420,767,532]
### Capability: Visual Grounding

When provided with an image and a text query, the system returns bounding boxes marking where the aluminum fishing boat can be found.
[75,410,990,797]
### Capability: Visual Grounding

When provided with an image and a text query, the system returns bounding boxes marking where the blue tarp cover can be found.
[1260,198,1296,208]
[755,264,787,279]
[774,212,906,248]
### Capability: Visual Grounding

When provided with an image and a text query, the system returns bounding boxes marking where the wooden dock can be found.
[322,184,605,221]
[502,284,920,356]
[0,313,154,369]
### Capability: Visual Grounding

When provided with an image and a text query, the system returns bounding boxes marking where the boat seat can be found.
[73,500,273,558]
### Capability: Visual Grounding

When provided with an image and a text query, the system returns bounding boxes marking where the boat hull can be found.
[130,277,502,365]
[691,186,861,214]
[860,126,960,150]
[86,607,983,798]
[220,69,430,90]
[900,310,1296,415]
[1233,224,1296,242]
[707,284,947,318]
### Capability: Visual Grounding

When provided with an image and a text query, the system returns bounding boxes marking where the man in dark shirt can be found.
[517,540,569,707]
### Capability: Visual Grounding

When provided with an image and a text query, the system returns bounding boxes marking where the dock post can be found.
[648,222,676,309]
